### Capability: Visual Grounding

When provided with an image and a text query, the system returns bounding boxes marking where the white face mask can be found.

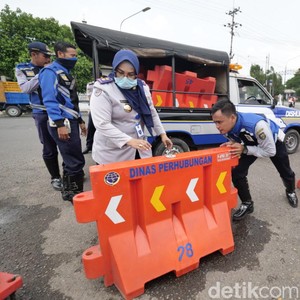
[114,76,137,89]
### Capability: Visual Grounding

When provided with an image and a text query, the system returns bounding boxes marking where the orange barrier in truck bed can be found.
[73,148,238,299]
[176,73,217,108]
[0,272,23,300]
[147,65,217,108]
[147,65,173,107]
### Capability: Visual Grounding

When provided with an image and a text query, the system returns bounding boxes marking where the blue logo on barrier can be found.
[104,171,121,186]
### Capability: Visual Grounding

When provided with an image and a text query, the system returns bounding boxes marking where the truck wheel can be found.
[153,137,190,156]
[5,106,22,117]
[284,129,300,154]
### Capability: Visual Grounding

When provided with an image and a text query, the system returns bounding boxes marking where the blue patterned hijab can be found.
[110,49,154,135]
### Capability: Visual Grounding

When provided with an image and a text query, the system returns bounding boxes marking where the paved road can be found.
[0,113,300,300]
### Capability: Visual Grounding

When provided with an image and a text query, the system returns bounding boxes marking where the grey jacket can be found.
[90,79,166,165]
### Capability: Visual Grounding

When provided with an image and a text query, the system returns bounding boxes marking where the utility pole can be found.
[265,54,270,88]
[224,7,242,60]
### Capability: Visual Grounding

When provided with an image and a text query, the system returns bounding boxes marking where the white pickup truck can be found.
[71,21,300,155]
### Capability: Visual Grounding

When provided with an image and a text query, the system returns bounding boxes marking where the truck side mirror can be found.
[271,98,277,109]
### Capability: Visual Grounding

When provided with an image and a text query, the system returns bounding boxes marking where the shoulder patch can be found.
[94,87,103,97]
[97,76,113,84]
[17,62,30,67]
[17,63,32,70]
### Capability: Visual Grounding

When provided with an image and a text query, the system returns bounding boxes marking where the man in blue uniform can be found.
[212,99,298,221]
[39,41,86,202]
[15,42,63,191]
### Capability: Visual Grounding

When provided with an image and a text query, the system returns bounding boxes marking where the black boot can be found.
[61,173,84,202]
[43,158,62,191]
[283,179,298,208]
[233,201,254,221]
[62,174,71,201]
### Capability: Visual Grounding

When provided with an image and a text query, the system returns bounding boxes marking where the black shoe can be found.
[232,201,254,221]
[286,191,298,208]
[62,190,75,203]
[82,147,92,154]
[51,178,63,191]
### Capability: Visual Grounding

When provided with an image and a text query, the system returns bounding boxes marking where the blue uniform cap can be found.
[28,42,54,56]
[112,49,139,74]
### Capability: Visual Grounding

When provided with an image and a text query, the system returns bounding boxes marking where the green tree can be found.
[286,69,300,97]
[74,51,94,92]
[0,4,92,92]
[265,66,284,96]
[250,64,284,96]
[250,64,265,85]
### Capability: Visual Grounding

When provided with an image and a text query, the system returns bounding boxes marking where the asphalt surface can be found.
[0,112,300,300]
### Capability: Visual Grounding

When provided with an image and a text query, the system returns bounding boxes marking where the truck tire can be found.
[153,137,190,157]
[5,105,22,117]
[284,129,300,154]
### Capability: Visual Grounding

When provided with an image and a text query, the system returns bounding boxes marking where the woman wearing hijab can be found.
[90,49,173,165]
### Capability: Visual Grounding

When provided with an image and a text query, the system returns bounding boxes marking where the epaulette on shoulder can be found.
[17,62,31,69]
[97,76,113,84]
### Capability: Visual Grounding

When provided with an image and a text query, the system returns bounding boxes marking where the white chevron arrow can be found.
[186,178,199,202]
[105,195,125,224]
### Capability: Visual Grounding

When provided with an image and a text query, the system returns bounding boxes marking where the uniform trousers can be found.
[86,112,95,149]
[47,119,85,176]
[232,141,295,202]
[33,113,58,160]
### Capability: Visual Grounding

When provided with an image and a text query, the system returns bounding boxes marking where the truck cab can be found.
[230,70,300,153]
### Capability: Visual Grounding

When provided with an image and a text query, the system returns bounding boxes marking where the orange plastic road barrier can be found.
[147,65,173,107]
[174,72,186,106]
[179,71,198,108]
[197,76,217,108]
[0,272,23,300]
[184,76,217,108]
[73,148,238,299]
[146,65,218,108]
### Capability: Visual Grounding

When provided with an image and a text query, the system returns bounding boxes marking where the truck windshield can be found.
[238,79,272,105]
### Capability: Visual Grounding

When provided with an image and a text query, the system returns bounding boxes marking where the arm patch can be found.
[258,132,266,140]
[97,76,113,84]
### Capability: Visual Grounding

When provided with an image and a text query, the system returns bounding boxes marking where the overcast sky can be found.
[2,0,300,80]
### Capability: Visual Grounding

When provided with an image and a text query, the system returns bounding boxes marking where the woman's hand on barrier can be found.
[160,133,173,149]
[127,138,152,151]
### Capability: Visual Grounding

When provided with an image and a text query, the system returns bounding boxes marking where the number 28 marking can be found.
[177,243,194,261]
